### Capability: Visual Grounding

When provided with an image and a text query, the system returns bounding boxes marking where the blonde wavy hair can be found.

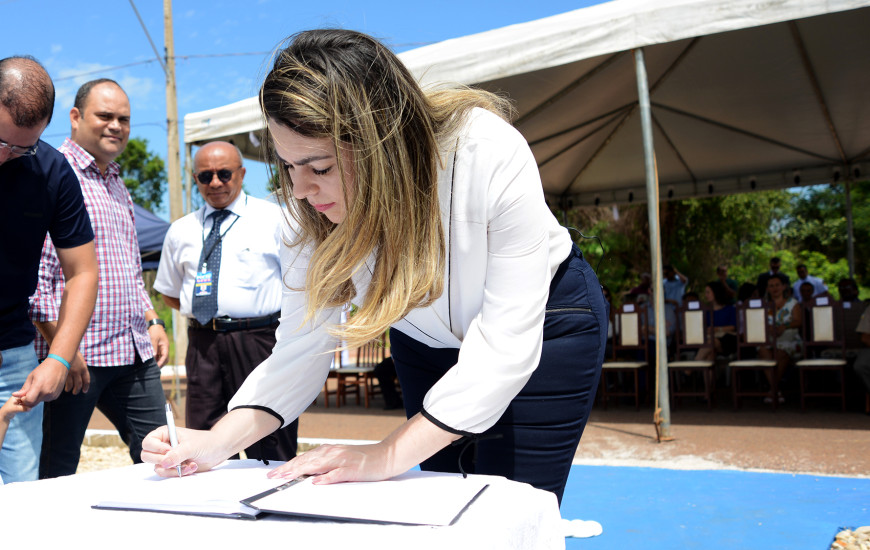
[260,29,512,348]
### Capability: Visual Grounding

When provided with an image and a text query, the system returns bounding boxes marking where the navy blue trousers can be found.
[391,245,607,505]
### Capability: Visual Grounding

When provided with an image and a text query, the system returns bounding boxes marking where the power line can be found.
[177,52,271,60]
[51,45,438,83]
[54,59,160,81]
[50,52,270,82]
[128,0,167,74]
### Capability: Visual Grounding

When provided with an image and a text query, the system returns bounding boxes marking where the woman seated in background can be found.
[695,281,737,362]
[760,272,802,403]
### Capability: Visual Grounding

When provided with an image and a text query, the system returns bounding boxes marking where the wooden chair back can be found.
[801,297,845,358]
[356,332,387,368]
[675,300,713,355]
[735,299,774,357]
[612,303,648,361]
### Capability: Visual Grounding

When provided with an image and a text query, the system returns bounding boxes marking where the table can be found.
[0,461,564,549]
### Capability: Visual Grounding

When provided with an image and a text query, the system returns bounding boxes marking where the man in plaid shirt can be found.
[30,79,168,478]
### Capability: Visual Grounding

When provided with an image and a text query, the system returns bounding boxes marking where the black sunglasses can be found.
[194,166,240,185]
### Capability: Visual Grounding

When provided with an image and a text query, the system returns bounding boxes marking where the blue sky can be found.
[5,0,601,219]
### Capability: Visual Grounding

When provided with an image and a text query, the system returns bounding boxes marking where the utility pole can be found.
[164,0,182,223]
[164,0,188,365]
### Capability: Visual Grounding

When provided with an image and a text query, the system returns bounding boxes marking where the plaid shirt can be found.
[30,138,155,366]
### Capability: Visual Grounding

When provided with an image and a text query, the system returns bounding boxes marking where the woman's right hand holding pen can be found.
[141,408,281,477]
[140,425,220,477]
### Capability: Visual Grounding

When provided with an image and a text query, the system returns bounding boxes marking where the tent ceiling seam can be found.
[515,52,626,128]
[568,105,637,194]
[652,112,696,184]
[788,21,848,164]
[528,102,635,148]
[648,37,701,96]
[537,109,631,169]
[651,102,839,163]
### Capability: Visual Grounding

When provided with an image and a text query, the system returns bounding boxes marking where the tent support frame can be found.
[634,47,672,440]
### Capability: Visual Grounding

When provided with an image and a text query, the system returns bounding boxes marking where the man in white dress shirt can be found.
[154,141,296,460]
[792,264,828,303]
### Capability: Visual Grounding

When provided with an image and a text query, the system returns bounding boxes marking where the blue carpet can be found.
[561,465,870,549]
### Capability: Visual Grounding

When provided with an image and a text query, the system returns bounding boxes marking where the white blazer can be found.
[230,108,573,434]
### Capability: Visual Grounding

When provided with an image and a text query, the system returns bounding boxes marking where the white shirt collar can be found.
[203,191,247,220]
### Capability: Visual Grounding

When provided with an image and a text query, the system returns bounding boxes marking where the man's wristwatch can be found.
[147,318,166,328]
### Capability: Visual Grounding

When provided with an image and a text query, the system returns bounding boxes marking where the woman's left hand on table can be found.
[267,441,395,484]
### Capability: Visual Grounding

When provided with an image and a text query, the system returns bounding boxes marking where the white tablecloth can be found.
[0,461,564,549]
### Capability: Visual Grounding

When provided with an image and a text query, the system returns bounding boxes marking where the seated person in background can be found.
[662,265,688,350]
[627,272,652,298]
[636,292,673,359]
[838,278,866,353]
[756,256,790,300]
[372,356,403,411]
[695,281,737,361]
[716,264,739,304]
[838,278,862,304]
[798,281,815,305]
[682,291,700,308]
[736,282,757,304]
[852,308,870,401]
[759,273,802,403]
[601,284,614,359]
[792,264,828,303]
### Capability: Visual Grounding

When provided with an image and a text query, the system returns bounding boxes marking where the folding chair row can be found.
[600,300,717,410]
[730,296,847,412]
[601,296,849,413]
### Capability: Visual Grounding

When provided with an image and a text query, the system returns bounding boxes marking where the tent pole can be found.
[634,48,671,440]
[845,180,856,278]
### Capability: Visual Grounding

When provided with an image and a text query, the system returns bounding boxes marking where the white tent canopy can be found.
[183,0,870,207]
[181,0,870,435]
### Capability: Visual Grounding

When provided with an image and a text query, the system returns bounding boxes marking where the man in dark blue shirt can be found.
[0,56,98,483]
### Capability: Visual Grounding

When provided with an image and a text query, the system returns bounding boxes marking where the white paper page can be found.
[94,460,286,517]
[249,470,490,526]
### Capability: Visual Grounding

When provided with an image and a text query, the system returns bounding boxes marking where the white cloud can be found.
[117,74,157,103]
[51,62,158,115]
[51,44,63,54]
[54,62,114,111]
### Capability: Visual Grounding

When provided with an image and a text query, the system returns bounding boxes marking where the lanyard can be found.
[199,208,241,271]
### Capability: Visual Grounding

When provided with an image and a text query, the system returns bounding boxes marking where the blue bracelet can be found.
[46,353,71,370]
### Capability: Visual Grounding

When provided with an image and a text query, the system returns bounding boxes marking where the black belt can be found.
[188,312,280,332]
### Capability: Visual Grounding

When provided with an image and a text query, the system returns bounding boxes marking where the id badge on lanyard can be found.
[194,263,214,297]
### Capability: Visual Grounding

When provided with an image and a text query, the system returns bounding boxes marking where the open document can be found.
[93,460,489,526]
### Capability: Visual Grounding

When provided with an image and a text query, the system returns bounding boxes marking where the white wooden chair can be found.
[668,301,716,409]
[729,299,778,410]
[796,296,846,412]
[599,303,648,410]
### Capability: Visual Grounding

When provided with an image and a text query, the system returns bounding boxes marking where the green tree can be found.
[781,181,870,287]
[117,137,166,211]
[664,191,792,289]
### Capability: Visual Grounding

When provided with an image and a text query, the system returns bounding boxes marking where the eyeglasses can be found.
[0,138,39,157]
[194,166,240,185]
